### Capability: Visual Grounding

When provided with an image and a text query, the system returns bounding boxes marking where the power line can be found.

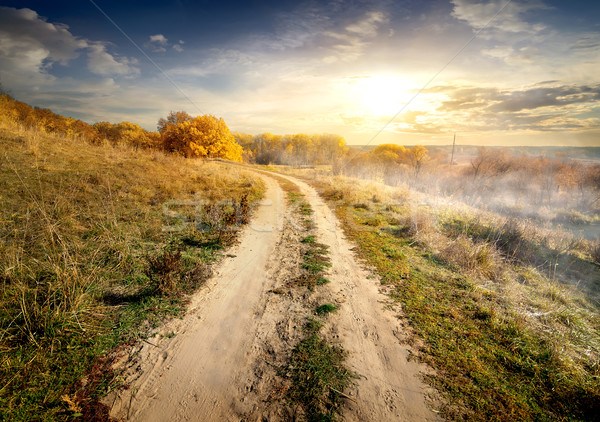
[87,0,203,115]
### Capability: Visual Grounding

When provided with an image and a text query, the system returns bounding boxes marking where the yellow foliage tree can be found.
[93,121,159,149]
[158,111,242,161]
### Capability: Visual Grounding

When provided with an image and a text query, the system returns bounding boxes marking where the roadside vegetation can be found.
[0,119,263,420]
[292,171,600,421]
[272,179,354,421]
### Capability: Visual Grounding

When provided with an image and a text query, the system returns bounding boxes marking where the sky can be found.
[0,0,599,146]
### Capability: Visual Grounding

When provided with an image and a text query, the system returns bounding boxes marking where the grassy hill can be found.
[0,121,263,420]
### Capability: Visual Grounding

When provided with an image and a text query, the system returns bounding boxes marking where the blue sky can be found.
[0,0,599,145]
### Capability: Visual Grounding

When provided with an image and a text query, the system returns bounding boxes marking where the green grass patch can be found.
[317,277,330,285]
[300,201,313,216]
[276,176,354,420]
[315,303,338,316]
[283,321,354,421]
[302,235,316,243]
[287,191,304,204]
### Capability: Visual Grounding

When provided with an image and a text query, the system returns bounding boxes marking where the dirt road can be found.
[109,172,440,421]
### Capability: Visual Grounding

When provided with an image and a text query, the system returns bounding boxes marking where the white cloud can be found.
[0,7,87,64]
[173,40,184,53]
[87,43,139,76]
[149,34,167,45]
[0,6,139,90]
[345,11,387,37]
[147,34,185,53]
[323,10,389,63]
[169,49,254,78]
[148,34,168,52]
[451,0,548,33]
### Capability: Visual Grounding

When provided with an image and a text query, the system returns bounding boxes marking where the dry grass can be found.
[591,241,600,266]
[438,234,504,280]
[0,123,264,420]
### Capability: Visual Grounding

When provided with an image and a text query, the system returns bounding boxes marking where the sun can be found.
[351,74,413,117]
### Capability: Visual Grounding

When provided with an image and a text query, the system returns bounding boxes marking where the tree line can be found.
[0,94,353,166]
[233,132,348,168]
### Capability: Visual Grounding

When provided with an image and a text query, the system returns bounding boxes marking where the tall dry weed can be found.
[441,234,503,280]
[591,241,600,266]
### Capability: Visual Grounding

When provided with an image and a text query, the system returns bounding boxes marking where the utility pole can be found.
[450,132,456,165]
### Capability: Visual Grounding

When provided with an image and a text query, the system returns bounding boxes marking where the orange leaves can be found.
[158,111,243,161]
[0,94,91,139]
[93,121,159,149]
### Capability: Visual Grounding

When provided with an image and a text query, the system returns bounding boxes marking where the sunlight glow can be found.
[351,74,413,117]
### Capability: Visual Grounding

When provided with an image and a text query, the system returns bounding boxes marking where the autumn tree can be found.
[232,132,255,162]
[283,134,313,166]
[158,111,242,161]
[368,144,407,185]
[157,111,192,152]
[157,111,193,134]
[344,151,375,179]
[251,133,284,164]
[315,133,348,173]
[469,147,511,181]
[93,121,159,149]
[93,121,119,143]
[406,145,430,179]
[582,164,600,208]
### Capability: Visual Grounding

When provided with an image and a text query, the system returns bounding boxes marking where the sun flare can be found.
[351,74,413,117]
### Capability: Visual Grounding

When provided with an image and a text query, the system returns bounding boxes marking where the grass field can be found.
[287,169,600,421]
[0,123,264,421]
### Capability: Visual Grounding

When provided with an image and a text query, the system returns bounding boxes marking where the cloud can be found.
[148,34,168,52]
[436,84,600,113]
[250,5,331,51]
[0,6,139,89]
[570,34,600,51]
[0,7,87,64]
[489,85,600,112]
[428,82,600,133]
[169,48,254,79]
[146,34,184,53]
[149,34,167,45]
[451,0,548,33]
[87,43,139,76]
[345,11,387,37]
[243,3,389,64]
[173,41,184,53]
[322,10,389,63]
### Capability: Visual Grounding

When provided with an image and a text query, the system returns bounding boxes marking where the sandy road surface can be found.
[108,171,440,421]
[274,173,440,421]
